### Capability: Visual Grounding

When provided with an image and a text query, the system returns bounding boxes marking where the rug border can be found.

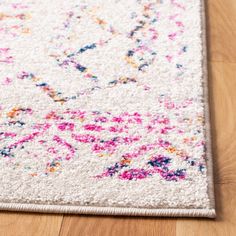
[0,0,216,218]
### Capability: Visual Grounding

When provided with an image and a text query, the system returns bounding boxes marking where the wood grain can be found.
[0,0,236,235]
[59,216,175,236]
[0,212,63,236]
[207,0,236,62]
[176,184,236,236]
[209,62,236,184]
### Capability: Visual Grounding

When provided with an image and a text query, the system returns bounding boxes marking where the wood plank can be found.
[176,183,236,236]
[209,62,236,183]
[60,216,175,236]
[207,0,236,63]
[0,212,63,236]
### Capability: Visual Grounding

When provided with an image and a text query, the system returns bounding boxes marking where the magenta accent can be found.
[83,124,104,132]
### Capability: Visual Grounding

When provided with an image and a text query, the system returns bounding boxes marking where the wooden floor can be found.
[1,1,236,235]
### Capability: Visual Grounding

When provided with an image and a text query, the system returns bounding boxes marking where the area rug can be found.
[0,0,215,217]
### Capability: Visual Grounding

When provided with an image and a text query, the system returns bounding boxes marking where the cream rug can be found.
[0,0,215,217]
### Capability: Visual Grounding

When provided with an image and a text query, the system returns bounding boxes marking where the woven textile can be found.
[0,0,215,217]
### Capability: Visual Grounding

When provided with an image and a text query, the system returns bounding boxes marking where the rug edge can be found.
[0,0,216,218]
[0,202,216,218]
[201,0,216,217]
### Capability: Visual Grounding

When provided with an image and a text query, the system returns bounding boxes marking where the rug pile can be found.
[0,0,215,217]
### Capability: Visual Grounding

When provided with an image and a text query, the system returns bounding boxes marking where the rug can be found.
[0,0,215,217]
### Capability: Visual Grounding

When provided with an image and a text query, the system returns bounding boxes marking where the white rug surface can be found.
[0,0,215,217]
